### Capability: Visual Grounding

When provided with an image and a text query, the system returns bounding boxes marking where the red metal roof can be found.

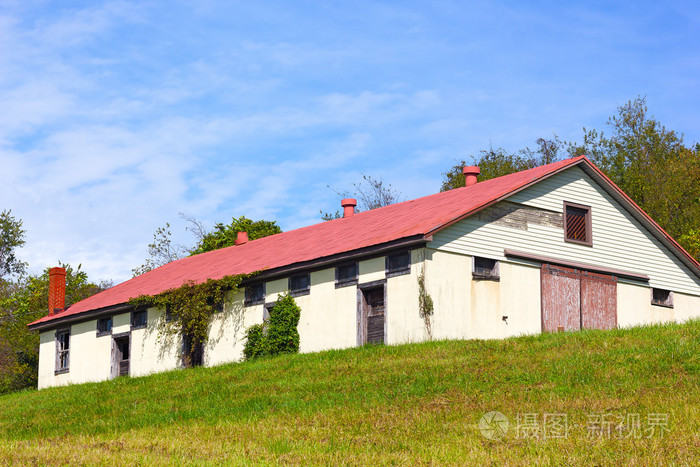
[31,155,648,327]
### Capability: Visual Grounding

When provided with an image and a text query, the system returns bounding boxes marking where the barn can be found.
[28,155,700,389]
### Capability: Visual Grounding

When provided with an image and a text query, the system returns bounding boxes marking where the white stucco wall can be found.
[37,319,111,389]
[131,308,182,377]
[423,249,542,341]
[617,281,700,327]
[208,252,424,363]
[37,308,182,389]
[206,290,250,367]
[295,267,357,353]
[423,248,471,341]
[384,249,425,345]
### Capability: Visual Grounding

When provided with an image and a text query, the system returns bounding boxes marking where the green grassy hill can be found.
[1,321,699,465]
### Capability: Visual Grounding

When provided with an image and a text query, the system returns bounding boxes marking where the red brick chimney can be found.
[463,166,480,187]
[341,198,357,218]
[48,267,66,316]
[235,231,248,245]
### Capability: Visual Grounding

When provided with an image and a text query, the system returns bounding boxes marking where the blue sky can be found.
[2,0,699,283]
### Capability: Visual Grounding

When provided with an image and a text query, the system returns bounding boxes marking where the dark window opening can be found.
[131,310,148,329]
[386,251,411,277]
[206,297,224,313]
[289,273,310,297]
[97,317,113,336]
[651,288,673,308]
[55,329,70,373]
[182,334,203,368]
[245,283,265,306]
[564,202,592,246]
[473,257,499,280]
[336,263,358,288]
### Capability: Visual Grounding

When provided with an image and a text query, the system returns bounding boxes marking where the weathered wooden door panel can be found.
[541,264,581,332]
[581,271,617,330]
[110,338,118,379]
[363,288,385,344]
[367,315,385,344]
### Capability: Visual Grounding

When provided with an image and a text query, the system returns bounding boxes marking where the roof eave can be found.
[28,234,431,331]
[237,234,430,284]
[27,302,146,332]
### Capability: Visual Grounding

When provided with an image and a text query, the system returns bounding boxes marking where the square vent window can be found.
[651,288,673,308]
[564,202,592,246]
[289,273,311,297]
[472,257,499,280]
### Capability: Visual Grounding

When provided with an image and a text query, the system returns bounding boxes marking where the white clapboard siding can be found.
[430,166,700,297]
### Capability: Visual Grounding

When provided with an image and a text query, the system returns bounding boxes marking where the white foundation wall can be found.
[130,308,182,377]
[424,249,542,341]
[37,308,182,389]
[617,282,700,327]
[384,249,427,345]
[674,293,700,322]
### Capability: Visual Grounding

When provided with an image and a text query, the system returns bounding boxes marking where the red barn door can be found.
[541,264,581,332]
[581,271,617,330]
[541,264,617,332]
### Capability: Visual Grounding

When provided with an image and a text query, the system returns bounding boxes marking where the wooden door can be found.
[363,287,385,344]
[581,271,617,330]
[541,264,617,332]
[541,264,581,332]
[113,336,130,377]
[110,338,118,379]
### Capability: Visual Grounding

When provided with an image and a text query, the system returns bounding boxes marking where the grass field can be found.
[1,320,699,465]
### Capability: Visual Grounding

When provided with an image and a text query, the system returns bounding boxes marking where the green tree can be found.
[575,97,700,261]
[438,97,700,262]
[0,263,110,393]
[440,137,565,191]
[131,222,188,276]
[133,214,282,276]
[190,216,282,255]
[0,209,27,281]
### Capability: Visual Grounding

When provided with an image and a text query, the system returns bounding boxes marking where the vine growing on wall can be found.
[129,274,249,368]
[418,268,434,340]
